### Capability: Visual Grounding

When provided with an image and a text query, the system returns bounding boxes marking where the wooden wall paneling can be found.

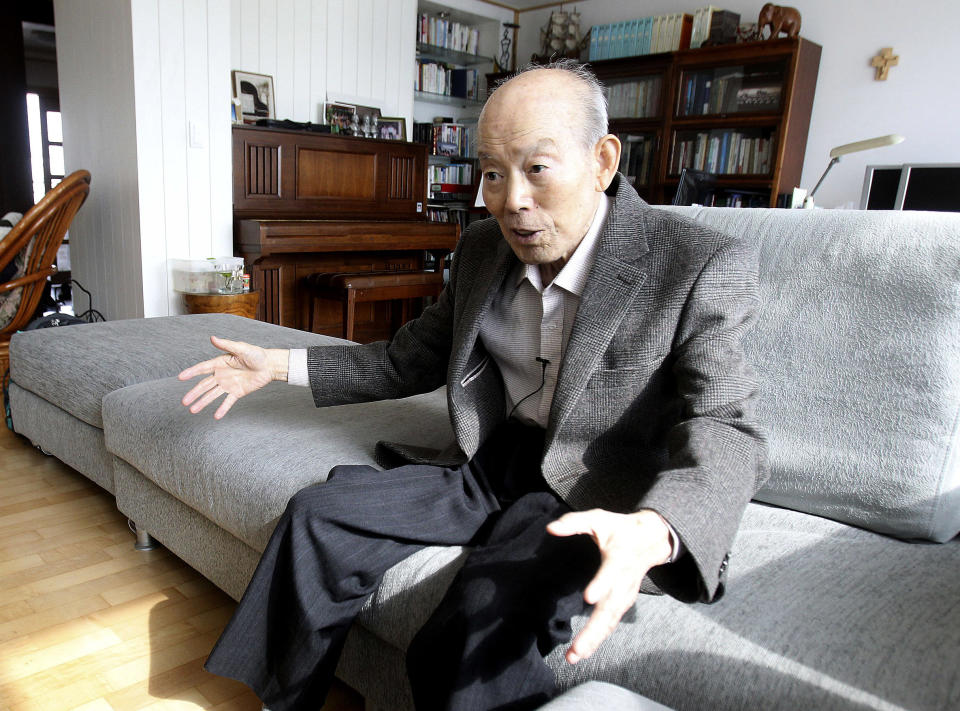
[207,0,234,265]
[297,150,377,200]
[310,0,328,123]
[276,0,296,122]
[325,0,344,104]
[236,0,259,70]
[258,0,278,82]
[383,0,403,123]
[292,0,313,122]
[341,0,360,97]
[369,0,388,106]
[184,1,213,258]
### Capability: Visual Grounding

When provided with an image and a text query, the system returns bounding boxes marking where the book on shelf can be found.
[671,129,777,175]
[418,12,479,55]
[415,62,480,100]
[606,76,662,119]
[414,122,476,158]
[428,163,474,186]
[689,8,740,49]
[588,13,691,61]
[619,134,655,187]
[678,69,744,116]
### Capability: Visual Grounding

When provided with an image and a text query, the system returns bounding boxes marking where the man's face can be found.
[477,72,609,272]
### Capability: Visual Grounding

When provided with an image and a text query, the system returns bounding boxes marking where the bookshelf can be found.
[414,1,505,227]
[487,37,821,207]
[414,120,481,229]
[598,37,821,206]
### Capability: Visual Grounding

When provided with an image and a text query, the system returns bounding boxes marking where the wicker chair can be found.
[0,170,91,373]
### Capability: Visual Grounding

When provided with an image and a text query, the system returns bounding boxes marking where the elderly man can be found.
[180,61,765,711]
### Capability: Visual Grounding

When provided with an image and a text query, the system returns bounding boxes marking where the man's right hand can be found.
[179,336,290,420]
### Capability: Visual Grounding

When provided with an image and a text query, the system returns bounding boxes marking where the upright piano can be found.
[233,126,459,341]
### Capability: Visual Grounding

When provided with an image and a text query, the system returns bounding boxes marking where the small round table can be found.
[182,291,260,319]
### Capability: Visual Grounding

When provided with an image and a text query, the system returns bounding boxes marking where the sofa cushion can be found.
[661,207,960,543]
[10,313,344,429]
[102,375,455,552]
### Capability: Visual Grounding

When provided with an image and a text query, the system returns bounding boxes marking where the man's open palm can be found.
[547,508,673,664]
[179,336,278,419]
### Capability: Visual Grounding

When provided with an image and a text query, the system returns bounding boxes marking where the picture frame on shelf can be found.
[354,104,382,128]
[231,98,243,125]
[324,102,356,133]
[378,117,406,141]
[232,70,275,122]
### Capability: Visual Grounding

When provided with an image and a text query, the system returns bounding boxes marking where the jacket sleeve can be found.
[641,229,768,603]
[303,231,470,407]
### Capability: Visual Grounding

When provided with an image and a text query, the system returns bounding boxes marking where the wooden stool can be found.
[305,270,445,341]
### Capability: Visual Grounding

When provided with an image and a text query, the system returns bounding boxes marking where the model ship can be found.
[534,7,589,61]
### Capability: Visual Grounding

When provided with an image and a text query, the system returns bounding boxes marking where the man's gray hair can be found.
[483,59,609,152]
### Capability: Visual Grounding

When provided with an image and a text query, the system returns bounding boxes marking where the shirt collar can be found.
[515,192,609,295]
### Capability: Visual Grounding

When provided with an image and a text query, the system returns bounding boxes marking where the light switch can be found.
[188,121,206,149]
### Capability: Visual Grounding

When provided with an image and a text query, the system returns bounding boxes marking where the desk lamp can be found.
[804,134,905,208]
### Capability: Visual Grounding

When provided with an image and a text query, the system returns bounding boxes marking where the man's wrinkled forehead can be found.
[477,136,560,162]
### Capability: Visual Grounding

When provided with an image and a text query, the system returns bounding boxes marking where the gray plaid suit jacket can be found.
[307,174,766,602]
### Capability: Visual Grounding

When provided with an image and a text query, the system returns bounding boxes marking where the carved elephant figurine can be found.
[758,3,802,39]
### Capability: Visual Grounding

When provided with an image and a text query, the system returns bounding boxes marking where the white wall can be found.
[518,0,960,208]
[55,0,143,321]
[55,0,233,320]
[231,0,418,132]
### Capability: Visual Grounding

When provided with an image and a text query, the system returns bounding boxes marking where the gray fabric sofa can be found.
[8,207,960,711]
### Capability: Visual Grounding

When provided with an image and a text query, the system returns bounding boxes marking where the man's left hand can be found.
[546,508,673,664]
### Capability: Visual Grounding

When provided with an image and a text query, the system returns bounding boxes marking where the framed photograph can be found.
[354,104,382,128]
[231,98,243,125]
[378,117,406,141]
[324,102,356,133]
[232,70,275,122]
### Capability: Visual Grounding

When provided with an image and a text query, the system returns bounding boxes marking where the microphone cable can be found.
[507,356,550,420]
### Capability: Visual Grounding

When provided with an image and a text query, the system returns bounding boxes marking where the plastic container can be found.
[171,257,244,294]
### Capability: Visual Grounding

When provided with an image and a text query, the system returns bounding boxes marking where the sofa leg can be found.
[129,519,159,551]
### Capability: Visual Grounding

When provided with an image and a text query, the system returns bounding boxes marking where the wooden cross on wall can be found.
[871,47,899,80]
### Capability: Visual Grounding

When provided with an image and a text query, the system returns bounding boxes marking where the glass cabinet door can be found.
[606,75,664,120]
[675,61,786,117]
[617,132,658,188]
[669,127,778,176]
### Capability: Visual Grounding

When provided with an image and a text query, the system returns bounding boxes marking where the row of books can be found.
[417,13,479,55]
[671,129,776,175]
[588,13,693,60]
[426,207,473,229]
[413,122,475,158]
[428,162,474,186]
[415,61,480,101]
[618,134,656,187]
[607,76,663,119]
[677,70,782,116]
[689,7,740,49]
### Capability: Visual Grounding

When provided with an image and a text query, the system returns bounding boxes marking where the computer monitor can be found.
[860,165,902,210]
[897,164,960,212]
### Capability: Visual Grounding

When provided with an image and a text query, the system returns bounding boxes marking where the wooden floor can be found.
[0,423,365,711]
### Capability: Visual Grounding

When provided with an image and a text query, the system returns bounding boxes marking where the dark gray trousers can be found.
[204,422,600,711]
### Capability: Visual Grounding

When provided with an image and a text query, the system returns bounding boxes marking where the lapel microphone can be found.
[508,357,551,420]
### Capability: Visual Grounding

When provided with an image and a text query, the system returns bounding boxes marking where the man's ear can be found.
[594,134,622,191]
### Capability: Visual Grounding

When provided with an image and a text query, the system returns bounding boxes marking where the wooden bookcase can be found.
[489,37,821,207]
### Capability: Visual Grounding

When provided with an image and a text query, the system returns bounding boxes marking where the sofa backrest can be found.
[660,206,960,543]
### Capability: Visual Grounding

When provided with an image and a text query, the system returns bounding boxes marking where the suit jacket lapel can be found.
[548,177,653,441]
[450,235,516,378]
